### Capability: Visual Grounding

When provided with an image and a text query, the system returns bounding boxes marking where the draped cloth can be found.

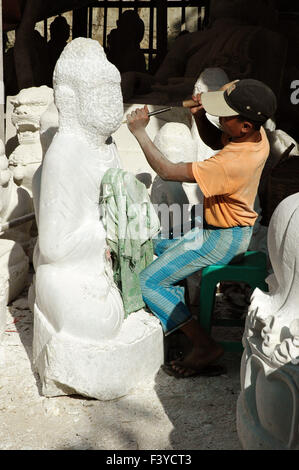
[101,168,160,317]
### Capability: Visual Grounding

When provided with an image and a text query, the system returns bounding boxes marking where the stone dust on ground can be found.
[0,278,245,450]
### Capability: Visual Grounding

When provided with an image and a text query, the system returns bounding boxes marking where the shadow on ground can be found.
[4,281,243,450]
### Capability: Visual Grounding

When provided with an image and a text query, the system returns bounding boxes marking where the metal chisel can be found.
[122,99,198,124]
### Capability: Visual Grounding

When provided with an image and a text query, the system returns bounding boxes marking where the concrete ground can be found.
[0,276,244,451]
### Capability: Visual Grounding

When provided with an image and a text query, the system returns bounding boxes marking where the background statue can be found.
[0,139,33,257]
[8,86,54,196]
[121,4,286,113]
[237,192,299,449]
[150,121,201,234]
[0,139,29,342]
[31,37,163,400]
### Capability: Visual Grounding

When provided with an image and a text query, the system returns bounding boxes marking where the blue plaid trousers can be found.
[139,224,253,335]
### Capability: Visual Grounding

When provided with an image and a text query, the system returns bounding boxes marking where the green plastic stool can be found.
[198,251,268,352]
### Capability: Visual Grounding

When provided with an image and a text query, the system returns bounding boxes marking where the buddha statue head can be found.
[53,37,123,148]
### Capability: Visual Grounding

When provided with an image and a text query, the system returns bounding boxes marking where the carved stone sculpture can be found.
[31,38,163,400]
[121,17,286,107]
[0,139,29,342]
[0,139,33,256]
[8,85,54,196]
[0,238,29,341]
[150,122,202,230]
[237,192,299,450]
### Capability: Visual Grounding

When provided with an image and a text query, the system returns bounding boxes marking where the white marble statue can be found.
[8,86,54,196]
[0,238,29,342]
[31,38,163,400]
[265,127,299,168]
[0,140,29,342]
[0,140,34,256]
[39,101,59,156]
[237,192,299,450]
[151,122,203,233]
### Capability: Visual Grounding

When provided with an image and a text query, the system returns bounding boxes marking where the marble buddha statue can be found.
[31,38,163,400]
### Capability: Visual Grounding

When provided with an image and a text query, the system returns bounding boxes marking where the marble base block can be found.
[33,307,164,400]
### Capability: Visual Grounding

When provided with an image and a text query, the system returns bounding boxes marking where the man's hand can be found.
[189,93,204,116]
[126,105,150,136]
[219,79,239,92]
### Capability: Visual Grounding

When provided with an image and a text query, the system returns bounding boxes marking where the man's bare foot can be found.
[170,343,224,377]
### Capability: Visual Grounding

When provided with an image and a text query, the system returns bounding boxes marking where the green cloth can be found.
[100,168,160,317]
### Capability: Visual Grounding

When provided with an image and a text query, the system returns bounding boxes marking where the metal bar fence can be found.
[41,1,208,73]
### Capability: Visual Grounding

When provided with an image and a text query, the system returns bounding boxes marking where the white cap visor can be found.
[201,90,239,117]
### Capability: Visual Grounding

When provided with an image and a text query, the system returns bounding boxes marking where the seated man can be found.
[126,79,277,378]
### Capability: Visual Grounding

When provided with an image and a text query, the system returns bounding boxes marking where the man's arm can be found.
[127,106,195,183]
[190,94,223,151]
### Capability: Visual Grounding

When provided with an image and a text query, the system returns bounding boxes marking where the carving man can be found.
[126,79,277,378]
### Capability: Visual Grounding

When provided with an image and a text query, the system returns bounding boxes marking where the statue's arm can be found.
[37,157,92,263]
[38,200,89,263]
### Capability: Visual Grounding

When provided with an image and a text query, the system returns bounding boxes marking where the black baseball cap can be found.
[201,78,277,122]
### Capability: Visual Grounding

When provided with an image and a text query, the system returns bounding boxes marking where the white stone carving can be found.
[31,38,163,400]
[39,101,59,156]
[114,103,192,179]
[0,239,29,304]
[237,192,299,450]
[113,68,229,182]
[0,280,6,343]
[151,122,203,232]
[0,140,33,256]
[266,128,299,167]
[8,86,54,196]
[193,67,229,95]
[0,142,29,342]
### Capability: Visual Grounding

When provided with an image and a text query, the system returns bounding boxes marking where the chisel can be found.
[122,99,198,124]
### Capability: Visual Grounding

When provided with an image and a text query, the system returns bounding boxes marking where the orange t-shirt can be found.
[192,127,270,228]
